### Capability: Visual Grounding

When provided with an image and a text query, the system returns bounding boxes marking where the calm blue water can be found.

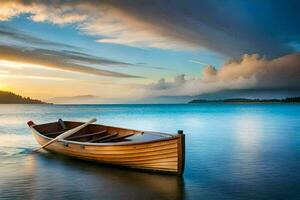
[1,104,300,200]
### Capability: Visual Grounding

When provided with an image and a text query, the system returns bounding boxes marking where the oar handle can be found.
[34,138,59,152]
[33,118,97,152]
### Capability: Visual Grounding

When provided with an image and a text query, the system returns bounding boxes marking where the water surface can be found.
[1,104,300,199]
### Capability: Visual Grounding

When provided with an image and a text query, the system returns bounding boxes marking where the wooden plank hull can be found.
[31,128,185,175]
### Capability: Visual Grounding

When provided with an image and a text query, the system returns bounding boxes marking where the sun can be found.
[0,83,10,91]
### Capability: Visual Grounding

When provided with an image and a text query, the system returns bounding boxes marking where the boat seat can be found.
[89,132,118,143]
[67,130,107,140]
[101,133,135,143]
[44,130,67,136]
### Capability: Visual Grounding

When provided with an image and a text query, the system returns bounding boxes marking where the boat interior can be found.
[33,120,171,143]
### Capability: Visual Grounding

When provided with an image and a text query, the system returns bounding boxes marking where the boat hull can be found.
[32,128,185,175]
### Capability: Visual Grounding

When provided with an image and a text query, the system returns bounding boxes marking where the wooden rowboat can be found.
[28,120,185,175]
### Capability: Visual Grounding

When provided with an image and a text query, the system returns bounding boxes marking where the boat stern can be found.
[177,130,185,175]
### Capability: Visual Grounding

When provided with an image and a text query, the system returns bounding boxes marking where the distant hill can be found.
[47,95,103,104]
[189,97,300,104]
[0,91,47,104]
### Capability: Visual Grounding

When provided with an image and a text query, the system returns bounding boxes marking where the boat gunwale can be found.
[31,121,180,147]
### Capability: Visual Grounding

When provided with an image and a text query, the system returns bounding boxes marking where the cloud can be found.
[58,50,133,67]
[0,1,87,23]
[146,53,300,96]
[0,25,81,50]
[0,25,163,72]
[1,0,300,57]
[0,73,72,81]
[0,45,142,78]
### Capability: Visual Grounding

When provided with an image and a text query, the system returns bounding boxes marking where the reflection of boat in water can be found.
[26,152,186,199]
[28,120,185,175]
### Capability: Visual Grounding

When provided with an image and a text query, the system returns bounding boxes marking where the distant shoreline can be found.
[189,97,300,104]
[1,90,300,105]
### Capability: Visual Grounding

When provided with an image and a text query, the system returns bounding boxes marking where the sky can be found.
[0,0,299,103]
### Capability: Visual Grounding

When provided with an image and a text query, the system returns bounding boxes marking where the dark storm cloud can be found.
[96,0,300,58]
[1,0,300,58]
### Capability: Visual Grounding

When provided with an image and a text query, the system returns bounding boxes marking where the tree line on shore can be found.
[189,97,300,103]
[0,90,47,104]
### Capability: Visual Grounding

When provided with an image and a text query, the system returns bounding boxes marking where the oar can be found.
[33,118,97,152]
